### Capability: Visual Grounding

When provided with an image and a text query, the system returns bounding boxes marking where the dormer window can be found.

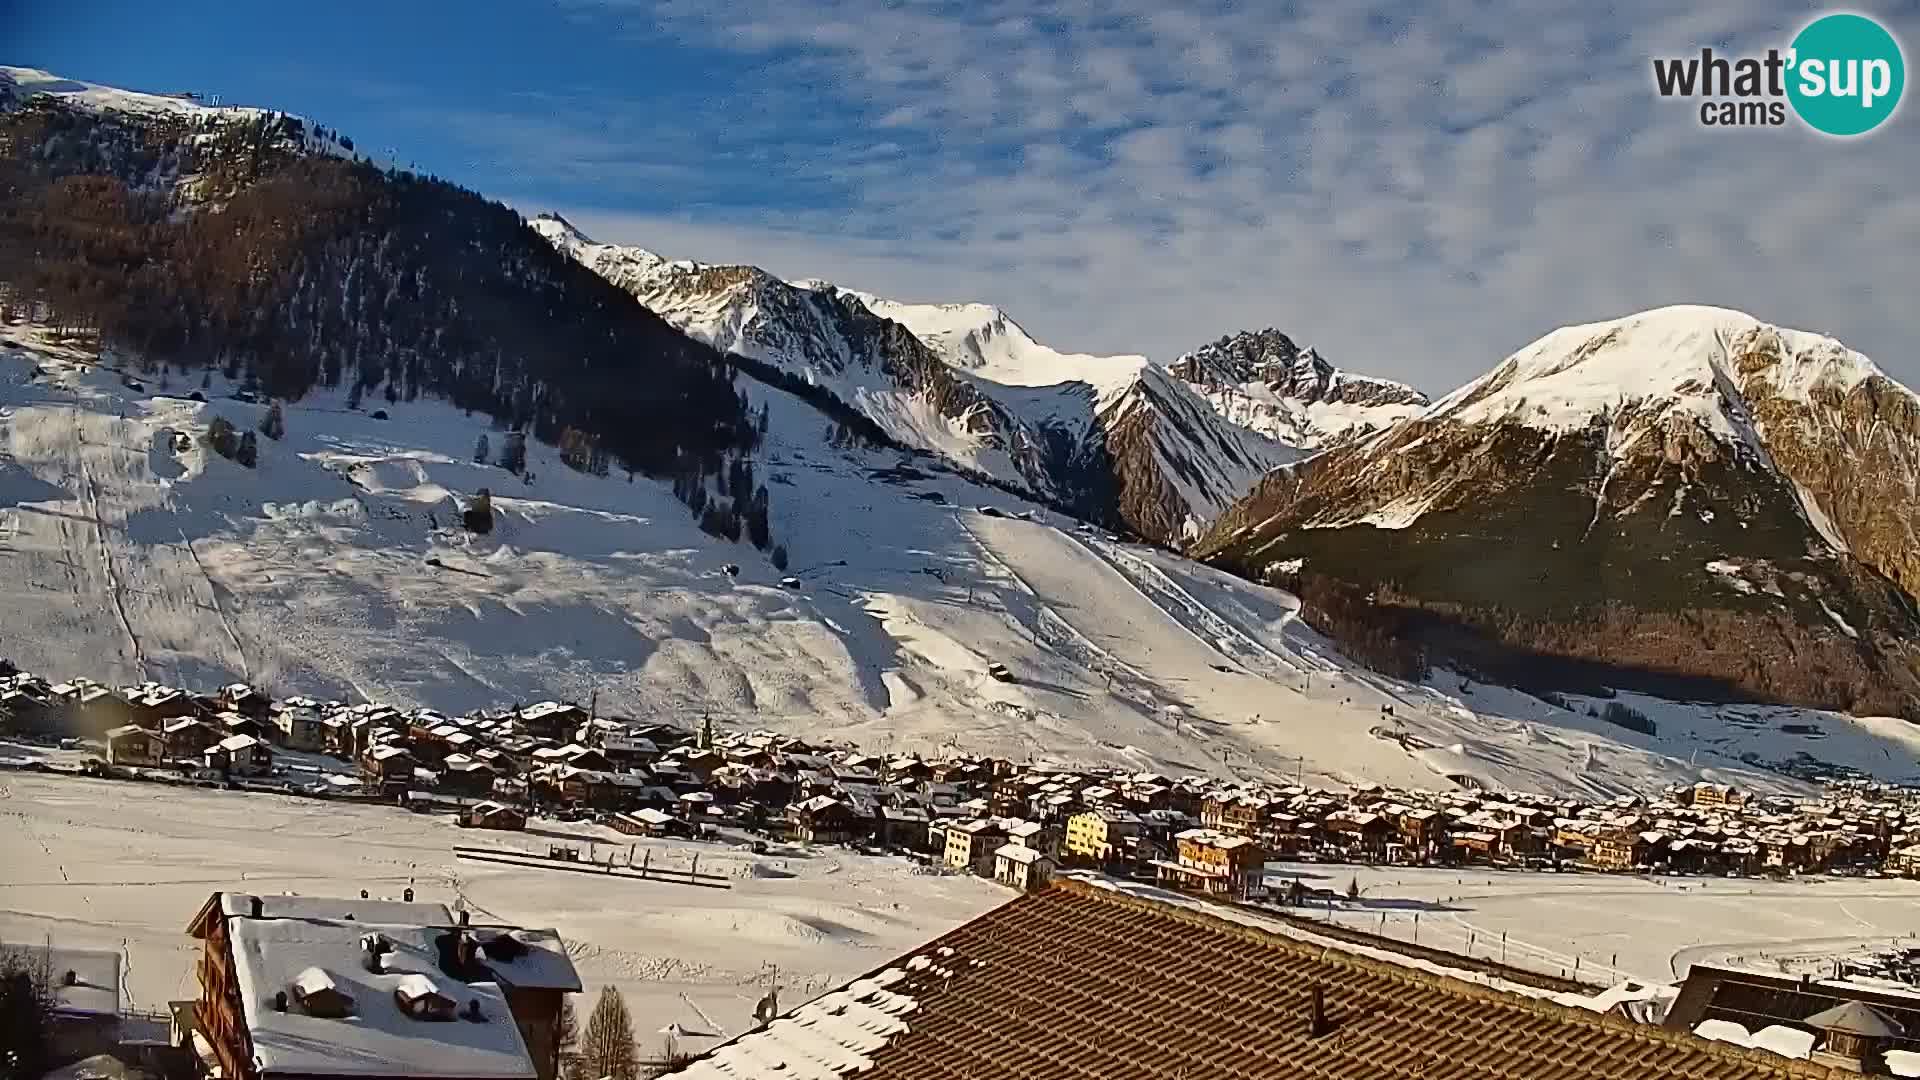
[394,973,458,1021]
[290,966,355,1018]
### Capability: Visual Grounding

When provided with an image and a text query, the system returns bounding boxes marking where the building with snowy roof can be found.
[183,892,580,1080]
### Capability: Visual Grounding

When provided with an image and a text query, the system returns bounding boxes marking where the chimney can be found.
[404,887,415,903]
[63,970,78,987]
[363,934,390,974]
[361,889,370,899]
[464,999,483,1022]
[1309,985,1330,1038]
[458,910,470,927]
[274,991,288,1012]
[250,896,264,918]
[456,932,478,972]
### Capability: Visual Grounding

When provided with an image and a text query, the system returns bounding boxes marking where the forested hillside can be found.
[0,95,756,480]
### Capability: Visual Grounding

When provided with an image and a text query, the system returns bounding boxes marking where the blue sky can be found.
[12,0,1919,391]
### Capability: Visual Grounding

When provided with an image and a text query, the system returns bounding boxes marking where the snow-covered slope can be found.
[841,290,1304,542]
[530,215,1072,507]
[535,217,1297,544]
[1199,305,1920,718]
[0,65,359,159]
[8,328,1908,797]
[1169,328,1431,448]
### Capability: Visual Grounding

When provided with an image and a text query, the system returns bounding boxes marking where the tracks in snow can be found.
[180,530,250,682]
[79,458,145,678]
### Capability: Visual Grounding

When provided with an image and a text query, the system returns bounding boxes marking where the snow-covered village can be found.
[17,671,1920,1077]
[6,10,1920,1078]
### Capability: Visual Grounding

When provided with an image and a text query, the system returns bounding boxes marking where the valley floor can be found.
[1276,862,1920,986]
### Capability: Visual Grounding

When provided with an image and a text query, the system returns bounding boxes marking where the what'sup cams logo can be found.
[1653,12,1905,136]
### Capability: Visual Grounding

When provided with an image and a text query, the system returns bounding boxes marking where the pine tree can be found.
[347,381,363,411]
[771,544,789,571]
[498,430,527,475]
[579,987,638,1080]
[475,435,490,464]
[698,714,714,751]
[747,485,771,550]
[206,416,241,460]
[259,401,285,440]
[1346,876,1361,901]
[200,370,212,391]
[236,430,259,468]
[464,489,494,535]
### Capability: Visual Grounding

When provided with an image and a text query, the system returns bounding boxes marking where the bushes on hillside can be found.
[1600,701,1656,736]
[464,489,494,535]
[205,416,257,468]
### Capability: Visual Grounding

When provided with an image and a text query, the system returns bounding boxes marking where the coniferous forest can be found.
[0,99,756,481]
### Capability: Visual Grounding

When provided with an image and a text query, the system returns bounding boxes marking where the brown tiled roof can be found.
[666,878,1842,1080]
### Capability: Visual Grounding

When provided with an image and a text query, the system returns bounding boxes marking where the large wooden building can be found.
[183,892,579,1080]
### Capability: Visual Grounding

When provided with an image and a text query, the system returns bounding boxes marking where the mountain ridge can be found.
[1196,305,1920,717]
[531,214,1304,544]
[1169,328,1431,448]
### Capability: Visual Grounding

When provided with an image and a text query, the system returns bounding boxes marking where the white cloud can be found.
[536,0,1919,393]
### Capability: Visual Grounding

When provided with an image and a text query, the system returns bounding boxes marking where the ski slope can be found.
[3,327,1918,796]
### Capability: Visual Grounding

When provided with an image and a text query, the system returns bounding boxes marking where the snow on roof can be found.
[218,734,263,752]
[393,972,444,1003]
[226,917,535,1078]
[293,966,341,999]
[32,947,122,1018]
[1174,828,1252,849]
[657,967,918,1080]
[994,844,1048,865]
[220,893,456,924]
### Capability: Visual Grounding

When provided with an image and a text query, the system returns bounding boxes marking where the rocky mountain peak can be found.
[1196,304,1920,719]
[1167,328,1430,449]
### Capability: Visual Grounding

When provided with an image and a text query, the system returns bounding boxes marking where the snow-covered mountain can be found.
[0,66,362,196]
[11,326,1918,799]
[1198,305,1920,718]
[1169,328,1430,448]
[533,216,1299,544]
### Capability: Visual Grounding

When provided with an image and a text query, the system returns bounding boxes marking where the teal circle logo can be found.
[1787,13,1905,136]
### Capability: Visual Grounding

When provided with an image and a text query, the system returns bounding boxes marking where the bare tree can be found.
[578,987,638,1080]
[555,995,580,1080]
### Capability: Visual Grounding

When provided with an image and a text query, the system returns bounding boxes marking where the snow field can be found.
[0,771,1005,1044]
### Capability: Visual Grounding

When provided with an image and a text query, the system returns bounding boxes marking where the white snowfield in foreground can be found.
[2,329,1917,796]
[0,771,1005,1042]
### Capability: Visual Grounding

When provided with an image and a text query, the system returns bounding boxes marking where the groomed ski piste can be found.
[6,326,1920,799]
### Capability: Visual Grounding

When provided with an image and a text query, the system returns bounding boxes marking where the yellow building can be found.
[944,819,1007,874]
[1064,809,1142,864]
